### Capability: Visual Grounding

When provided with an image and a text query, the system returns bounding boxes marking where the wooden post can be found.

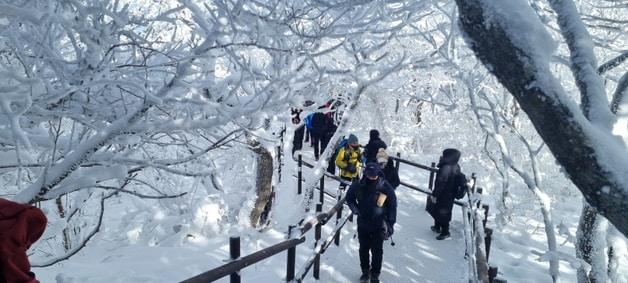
[482,205,489,228]
[314,204,322,279]
[488,265,507,283]
[229,237,241,283]
[319,176,325,205]
[485,228,493,262]
[428,162,436,191]
[286,245,296,281]
[395,152,401,171]
[277,145,282,183]
[297,154,303,195]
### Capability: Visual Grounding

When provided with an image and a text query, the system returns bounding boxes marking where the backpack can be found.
[454,171,469,199]
[326,137,348,174]
[333,138,349,167]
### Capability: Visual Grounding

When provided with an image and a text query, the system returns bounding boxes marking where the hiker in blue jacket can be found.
[346,162,397,283]
[428,148,461,240]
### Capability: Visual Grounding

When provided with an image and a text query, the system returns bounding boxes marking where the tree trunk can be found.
[455,0,628,237]
[247,122,275,228]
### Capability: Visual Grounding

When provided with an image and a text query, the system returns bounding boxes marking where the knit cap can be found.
[376,148,389,163]
[347,134,358,144]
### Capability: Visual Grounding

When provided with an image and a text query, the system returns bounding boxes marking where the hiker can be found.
[427,148,461,240]
[363,130,387,163]
[320,116,338,158]
[345,163,397,283]
[291,108,305,157]
[0,198,47,283]
[304,112,333,161]
[335,133,362,191]
[375,149,400,189]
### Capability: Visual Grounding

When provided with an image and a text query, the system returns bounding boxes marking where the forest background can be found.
[0,0,627,282]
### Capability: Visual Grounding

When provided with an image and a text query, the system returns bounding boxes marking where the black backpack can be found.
[453,171,469,199]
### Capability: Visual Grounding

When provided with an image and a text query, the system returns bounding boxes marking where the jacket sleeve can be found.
[384,184,397,224]
[345,183,359,215]
[335,146,348,168]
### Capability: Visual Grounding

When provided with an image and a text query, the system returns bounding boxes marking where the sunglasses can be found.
[379,162,387,166]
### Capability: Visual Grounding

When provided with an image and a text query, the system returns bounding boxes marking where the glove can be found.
[351,208,360,216]
[387,222,394,237]
[345,163,357,173]
[430,196,437,204]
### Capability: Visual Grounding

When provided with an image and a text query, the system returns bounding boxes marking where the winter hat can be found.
[376,148,389,163]
[347,134,358,144]
[369,129,380,139]
[364,162,379,178]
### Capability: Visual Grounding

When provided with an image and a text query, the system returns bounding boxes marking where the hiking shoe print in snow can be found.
[436,233,451,240]
[430,226,441,233]
[359,272,369,282]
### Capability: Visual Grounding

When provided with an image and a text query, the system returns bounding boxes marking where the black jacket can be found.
[380,157,400,189]
[364,130,387,163]
[430,148,461,222]
[346,173,397,232]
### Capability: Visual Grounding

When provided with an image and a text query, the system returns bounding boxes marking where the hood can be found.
[439,148,461,166]
[369,129,380,140]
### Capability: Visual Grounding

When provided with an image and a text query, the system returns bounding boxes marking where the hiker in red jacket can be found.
[0,198,47,283]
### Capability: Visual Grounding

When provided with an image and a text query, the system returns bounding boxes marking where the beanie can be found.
[376,148,389,163]
[347,134,358,144]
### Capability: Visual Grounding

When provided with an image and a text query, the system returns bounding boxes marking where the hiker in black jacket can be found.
[363,129,387,163]
[375,149,400,189]
[427,148,461,240]
[305,112,334,161]
[291,108,305,157]
[346,163,397,283]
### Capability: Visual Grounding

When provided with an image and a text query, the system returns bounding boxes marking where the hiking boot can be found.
[430,226,441,233]
[436,233,451,240]
[370,272,380,283]
[359,271,370,282]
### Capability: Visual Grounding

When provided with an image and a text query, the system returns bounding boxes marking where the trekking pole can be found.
[390,236,395,246]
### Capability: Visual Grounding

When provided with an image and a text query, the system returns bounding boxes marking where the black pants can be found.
[292,125,305,155]
[357,227,385,275]
[431,204,453,235]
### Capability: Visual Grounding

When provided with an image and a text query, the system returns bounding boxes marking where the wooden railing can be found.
[179,152,501,283]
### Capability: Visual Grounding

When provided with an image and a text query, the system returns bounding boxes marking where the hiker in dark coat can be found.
[304,112,332,160]
[291,108,305,157]
[0,198,47,283]
[346,163,397,283]
[363,130,387,163]
[375,149,400,189]
[428,148,461,240]
[319,116,337,160]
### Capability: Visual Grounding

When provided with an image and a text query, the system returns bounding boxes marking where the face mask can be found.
[363,177,377,186]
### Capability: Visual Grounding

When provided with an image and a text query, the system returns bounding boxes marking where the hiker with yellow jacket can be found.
[335,133,362,191]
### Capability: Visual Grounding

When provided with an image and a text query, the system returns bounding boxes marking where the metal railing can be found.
[179,152,499,283]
